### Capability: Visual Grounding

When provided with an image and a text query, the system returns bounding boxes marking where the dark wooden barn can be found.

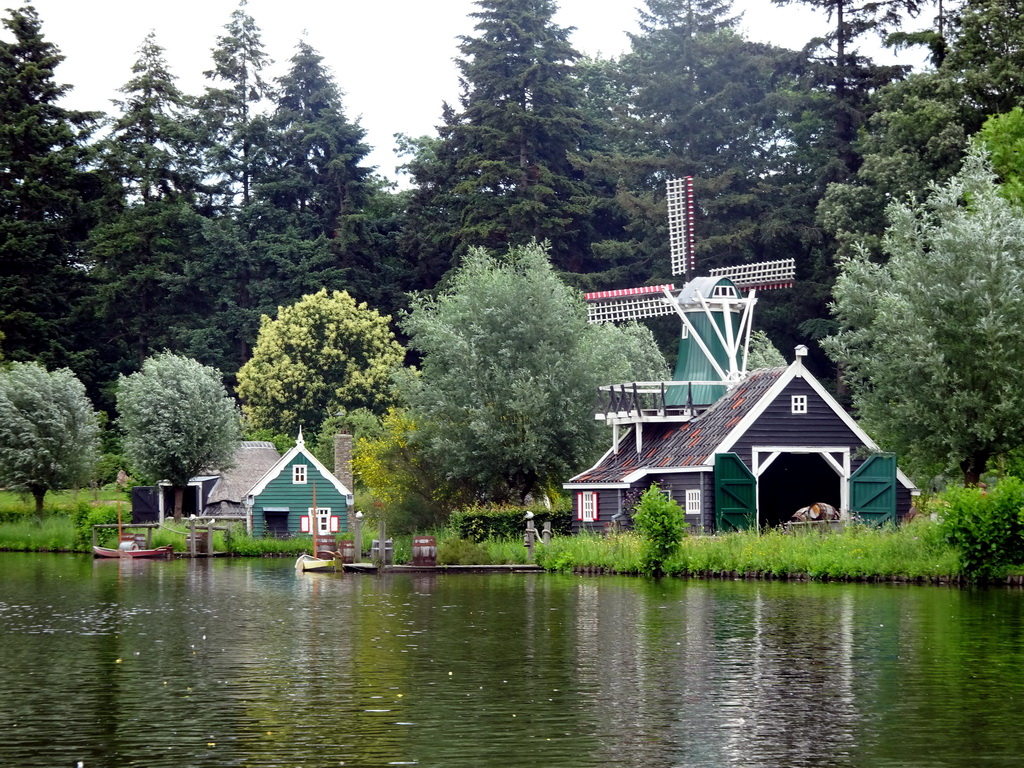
[564,347,917,533]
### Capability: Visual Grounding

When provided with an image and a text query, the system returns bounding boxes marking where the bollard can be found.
[353,511,363,562]
[541,521,552,546]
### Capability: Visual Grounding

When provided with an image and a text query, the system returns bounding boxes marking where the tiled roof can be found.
[569,367,785,484]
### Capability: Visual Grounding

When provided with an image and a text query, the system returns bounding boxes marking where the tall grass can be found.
[535,521,960,580]
[0,516,76,551]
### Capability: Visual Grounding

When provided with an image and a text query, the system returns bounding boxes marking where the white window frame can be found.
[791,395,808,414]
[580,491,597,522]
[685,489,701,516]
[293,464,307,484]
[309,507,333,535]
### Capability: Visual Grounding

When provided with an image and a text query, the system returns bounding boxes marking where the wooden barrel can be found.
[337,539,356,564]
[412,536,437,566]
[314,534,337,559]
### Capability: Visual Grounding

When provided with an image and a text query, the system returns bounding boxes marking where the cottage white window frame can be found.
[580,491,597,522]
[685,489,701,516]
[308,507,333,535]
[791,395,808,414]
[293,464,307,484]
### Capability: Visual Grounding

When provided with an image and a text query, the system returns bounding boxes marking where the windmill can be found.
[585,177,795,414]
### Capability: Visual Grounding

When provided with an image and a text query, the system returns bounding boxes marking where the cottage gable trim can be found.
[246,435,352,500]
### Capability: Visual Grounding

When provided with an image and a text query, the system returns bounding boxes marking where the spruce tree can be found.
[405,0,595,275]
[87,31,210,369]
[0,6,99,369]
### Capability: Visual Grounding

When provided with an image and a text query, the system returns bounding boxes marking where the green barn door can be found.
[850,453,897,525]
[715,453,757,531]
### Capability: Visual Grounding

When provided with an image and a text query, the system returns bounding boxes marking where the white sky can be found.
[9,0,920,183]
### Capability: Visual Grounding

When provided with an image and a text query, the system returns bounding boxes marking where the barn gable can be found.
[565,348,917,532]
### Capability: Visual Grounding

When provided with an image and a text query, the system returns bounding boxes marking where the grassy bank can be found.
[536,520,964,581]
[0,507,995,585]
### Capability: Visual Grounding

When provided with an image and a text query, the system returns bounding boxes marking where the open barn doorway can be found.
[758,453,841,528]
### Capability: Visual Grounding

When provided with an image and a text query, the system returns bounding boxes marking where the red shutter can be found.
[593,493,599,521]
[330,515,339,533]
[576,492,583,521]
[300,515,310,533]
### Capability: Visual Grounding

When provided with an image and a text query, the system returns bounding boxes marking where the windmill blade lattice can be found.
[585,284,676,324]
[666,176,695,277]
[710,258,795,291]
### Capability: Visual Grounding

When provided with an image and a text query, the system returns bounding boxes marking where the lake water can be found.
[2,554,1024,767]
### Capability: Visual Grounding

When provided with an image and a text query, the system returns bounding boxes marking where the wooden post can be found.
[189,518,196,558]
[542,521,552,546]
[92,526,98,550]
[207,520,214,556]
[374,519,386,566]
[145,525,153,549]
[525,518,536,563]
[353,515,363,563]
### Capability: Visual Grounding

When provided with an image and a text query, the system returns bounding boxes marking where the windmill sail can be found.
[666,176,695,277]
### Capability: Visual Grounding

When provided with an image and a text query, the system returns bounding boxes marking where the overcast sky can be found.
[9,0,920,183]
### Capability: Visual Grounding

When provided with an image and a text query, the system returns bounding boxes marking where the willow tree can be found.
[0,363,100,518]
[117,352,241,521]
[236,289,405,436]
[400,241,668,504]
[825,149,1024,484]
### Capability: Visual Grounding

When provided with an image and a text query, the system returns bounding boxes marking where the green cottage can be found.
[245,429,353,537]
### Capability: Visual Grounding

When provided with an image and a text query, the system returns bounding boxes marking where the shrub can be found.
[449,499,572,541]
[70,502,121,551]
[632,485,688,576]
[437,537,492,565]
[939,478,1024,580]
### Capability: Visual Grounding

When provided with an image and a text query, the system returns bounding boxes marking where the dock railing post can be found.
[207,520,214,556]
[524,512,536,563]
[189,518,196,558]
[353,511,363,563]
[542,521,552,547]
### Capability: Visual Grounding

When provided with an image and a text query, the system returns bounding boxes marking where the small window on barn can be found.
[685,489,701,516]
[791,395,808,414]
[580,491,598,522]
[293,464,307,484]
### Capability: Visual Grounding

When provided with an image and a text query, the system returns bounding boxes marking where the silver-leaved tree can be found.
[825,148,1024,485]
[117,352,241,521]
[0,363,100,518]
[400,241,668,504]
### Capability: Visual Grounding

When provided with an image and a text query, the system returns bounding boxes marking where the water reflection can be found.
[3,555,1024,766]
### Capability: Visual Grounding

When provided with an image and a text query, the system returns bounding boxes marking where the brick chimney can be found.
[334,432,354,531]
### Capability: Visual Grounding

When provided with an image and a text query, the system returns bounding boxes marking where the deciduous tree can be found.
[825,149,1024,485]
[117,352,241,520]
[400,241,668,504]
[236,289,405,435]
[0,363,100,518]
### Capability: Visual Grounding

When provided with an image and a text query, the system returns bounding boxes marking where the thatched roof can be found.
[206,441,281,504]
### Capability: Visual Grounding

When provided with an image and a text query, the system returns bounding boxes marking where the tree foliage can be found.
[400,241,668,504]
[0,363,100,517]
[825,149,1024,485]
[117,352,241,519]
[0,6,99,370]
[236,288,405,435]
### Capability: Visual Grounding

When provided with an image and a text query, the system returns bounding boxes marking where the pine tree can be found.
[405,0,595,275]
[87,31,210,368]
[0,6,99,369]
[200,0,272,210]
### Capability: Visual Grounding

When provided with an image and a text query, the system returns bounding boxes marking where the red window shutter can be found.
[576,492,583,521]
[300,515,310,533]
[594,493,599,520]
[330,515,339,533]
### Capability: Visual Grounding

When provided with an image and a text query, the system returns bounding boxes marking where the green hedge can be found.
[448,500,572,541]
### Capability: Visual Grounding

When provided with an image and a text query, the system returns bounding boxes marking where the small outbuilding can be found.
[245,429,353,537]
[564,347,917,533]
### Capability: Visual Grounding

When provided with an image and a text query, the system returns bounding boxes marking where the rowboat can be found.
[294,552,337,572]
[93,542,174,559]
[93,500,174,558]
